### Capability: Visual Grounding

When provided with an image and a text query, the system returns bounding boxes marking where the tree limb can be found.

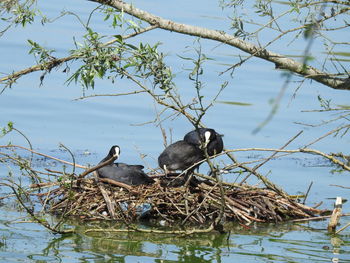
[93,0,350,90]
[0,25,158,85]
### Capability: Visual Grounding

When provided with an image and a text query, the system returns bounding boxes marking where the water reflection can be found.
[16,220,349,262]
[225,222,350,263]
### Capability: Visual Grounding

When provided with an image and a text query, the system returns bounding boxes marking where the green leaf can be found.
[113,35,123,43]
[327,51,350,57]
[216,100,252,106]
[104,14,110,21]
[1,121,14,137]
[127,19,139,29]
[123,62,136,69]
[177,55,194,61]
[27,39,34,46]
[337,104,350,110]
[125,43,138,50]
[303,23,315,39]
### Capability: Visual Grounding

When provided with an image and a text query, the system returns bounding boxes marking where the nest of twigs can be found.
[44,176,327,225]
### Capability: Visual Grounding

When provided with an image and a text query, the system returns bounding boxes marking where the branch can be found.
[239,130,303,184]
[0,25,158,85]
[93,0,350,90]
[73,90,146,101]
[225,151,290,198]
[77,155,116,179]
[1,182,74,234]
[0,144,87,169]
[0,55,77,84]
[85,223,215,235]
[226,147,350,172]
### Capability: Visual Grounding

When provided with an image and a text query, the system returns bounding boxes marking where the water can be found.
[1,219,349,262]
[1,1,350,262]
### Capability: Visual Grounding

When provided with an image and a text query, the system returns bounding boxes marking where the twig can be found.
[74,90,146,101]
[224,147,350,172]
[77,154,116,180]
[330,184,350,189]
[0,144,87,169]
[59,143,76,175]
[303,124,350,148]
[336,221,350,234]
[229,152,290,198]
[98,178,132,191]
[181,182,219,225]
[98,183,116,219]
[1,182,73,234]
[291,213,350,222]
[240,130,303,185]
[12,127,34,163]
[303,181,313,205]
[300,148,350,171]
[0,25,158,84]
[85,223,215,235]
[93,0,350,90]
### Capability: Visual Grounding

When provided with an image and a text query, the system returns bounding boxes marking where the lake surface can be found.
[1,1,350,262]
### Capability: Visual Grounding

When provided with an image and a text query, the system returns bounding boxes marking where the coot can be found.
[158,128,224,174]
[184,128,224,156]
[158,140,204,173]
[97,145,154,186]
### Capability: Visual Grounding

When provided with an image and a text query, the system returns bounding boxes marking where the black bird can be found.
[97,145,154,186]
[99,144,120,163]
[158,128,224,174]
[158,140,204,173]
[184,128,224,156]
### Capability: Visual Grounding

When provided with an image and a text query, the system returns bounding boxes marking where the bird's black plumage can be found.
[158,128,224,174]
[184,128,224,156]
[158,140,204,172]
[97,145,154,186]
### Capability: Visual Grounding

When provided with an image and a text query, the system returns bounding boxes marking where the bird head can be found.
[109,145,120,159]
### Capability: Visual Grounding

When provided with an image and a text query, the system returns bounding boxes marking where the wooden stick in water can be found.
[328,196,343,233]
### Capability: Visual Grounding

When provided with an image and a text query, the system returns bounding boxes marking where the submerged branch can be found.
[85,223,215,235]
[1,182,73,235]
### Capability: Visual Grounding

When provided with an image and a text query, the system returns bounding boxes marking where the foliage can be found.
[0,1,349,147]
[65,29,175,92]
[1,122,13,138]
[27,39,55,65]
[1,0,38,27]
[66,27,121,89]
